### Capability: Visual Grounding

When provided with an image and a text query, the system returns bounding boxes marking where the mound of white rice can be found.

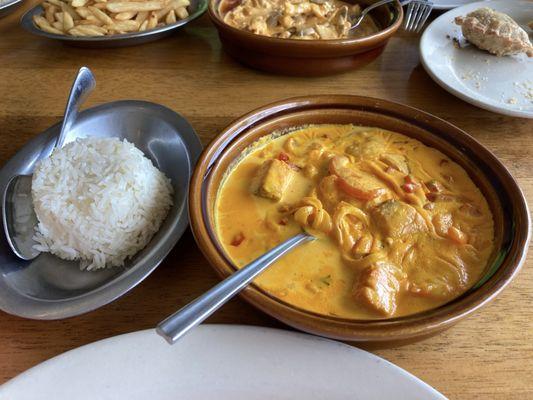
[31,137,174,270]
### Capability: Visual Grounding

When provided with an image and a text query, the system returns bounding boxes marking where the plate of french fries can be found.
[21,0,207,46]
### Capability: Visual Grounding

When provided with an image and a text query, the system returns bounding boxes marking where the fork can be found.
[402,0,433,33]
[349,0,433,34]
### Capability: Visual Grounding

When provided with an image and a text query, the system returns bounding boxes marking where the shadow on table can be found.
[18,25,216,70]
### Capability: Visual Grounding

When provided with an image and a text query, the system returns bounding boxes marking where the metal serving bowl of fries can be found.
[20,0,207,47]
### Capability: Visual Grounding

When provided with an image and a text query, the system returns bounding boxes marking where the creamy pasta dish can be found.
[220,0,379,39]
[215,125,495,319]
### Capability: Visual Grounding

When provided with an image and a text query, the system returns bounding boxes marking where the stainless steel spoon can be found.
[349,0,417,32]
[156,232,315,344]
[349,0,396,31]
[2,66,96,260]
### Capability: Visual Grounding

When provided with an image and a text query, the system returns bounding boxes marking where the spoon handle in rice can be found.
[56,67,96,149]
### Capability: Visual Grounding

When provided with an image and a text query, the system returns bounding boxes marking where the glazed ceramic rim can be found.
[189,95,530,342]
[208,0,403,47]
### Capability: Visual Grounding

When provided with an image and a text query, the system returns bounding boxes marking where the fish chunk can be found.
[372,200,427,238]
[251,159,295,201]
[455,8,533,57]
[352,261,405,316]
[380,153,409,175]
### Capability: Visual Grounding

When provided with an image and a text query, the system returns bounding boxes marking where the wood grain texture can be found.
[0,3,532,399]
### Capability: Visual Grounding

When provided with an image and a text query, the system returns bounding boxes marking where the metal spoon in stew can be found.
[156,232,315,344]
[349,0,396,32]
[2,66,96,260]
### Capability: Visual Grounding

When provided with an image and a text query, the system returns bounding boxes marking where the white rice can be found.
[31,137,174,270]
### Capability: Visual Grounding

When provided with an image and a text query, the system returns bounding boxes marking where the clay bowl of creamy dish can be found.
[189,95,530,343]
[208,0,403,76]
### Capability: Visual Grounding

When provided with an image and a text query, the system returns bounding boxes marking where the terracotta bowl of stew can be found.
[208,0,403,76]
[189,95,530,344]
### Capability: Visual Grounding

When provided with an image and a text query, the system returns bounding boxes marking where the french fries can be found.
[33,0,191,37]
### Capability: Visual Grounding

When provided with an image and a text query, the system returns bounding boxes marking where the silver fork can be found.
[402,0,433,33]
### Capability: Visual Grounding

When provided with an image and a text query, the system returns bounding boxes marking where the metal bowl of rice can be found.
[0,100,202,319]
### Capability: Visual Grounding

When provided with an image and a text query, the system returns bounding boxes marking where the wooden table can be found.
[1,3,532,398]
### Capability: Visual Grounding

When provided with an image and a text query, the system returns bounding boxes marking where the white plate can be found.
[432,0,488,10]
[420,0,533,118]
[0,325,446,400]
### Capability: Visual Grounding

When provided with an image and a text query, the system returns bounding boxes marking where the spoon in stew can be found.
[349,0,405,32]
[156,232,315,344]
[2,66,96,260]
[349,0,395,31]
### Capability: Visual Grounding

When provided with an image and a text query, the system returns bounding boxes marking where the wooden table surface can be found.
[0,3,532,398]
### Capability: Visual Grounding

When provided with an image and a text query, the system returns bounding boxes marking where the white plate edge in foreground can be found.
[0,325,447,400]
